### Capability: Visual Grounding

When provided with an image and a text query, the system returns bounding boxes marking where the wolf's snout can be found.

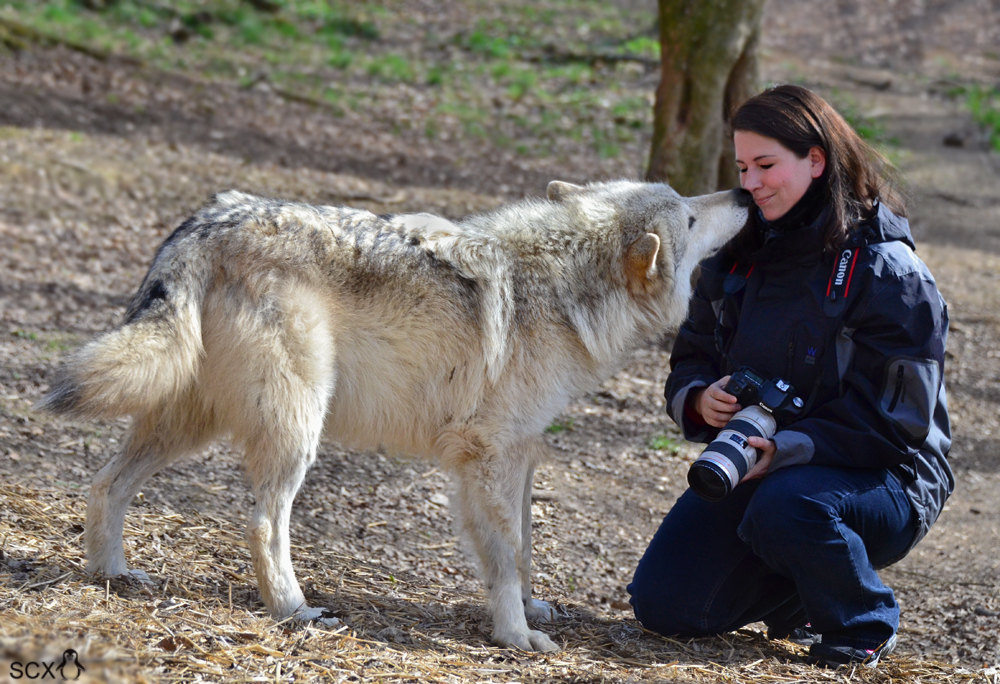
[731,188,754,207]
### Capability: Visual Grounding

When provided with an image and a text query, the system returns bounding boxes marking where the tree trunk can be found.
[646,0,767,196]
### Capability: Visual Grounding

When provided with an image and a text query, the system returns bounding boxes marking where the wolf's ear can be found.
[547,181,584,201]
[624,232,660,293]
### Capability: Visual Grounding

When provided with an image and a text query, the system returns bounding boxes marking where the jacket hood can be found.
[856,202,915,250]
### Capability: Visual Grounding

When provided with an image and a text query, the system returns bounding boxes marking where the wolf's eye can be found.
[688,216,696,230]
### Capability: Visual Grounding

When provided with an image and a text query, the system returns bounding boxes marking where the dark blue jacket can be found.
[665,203,953,550]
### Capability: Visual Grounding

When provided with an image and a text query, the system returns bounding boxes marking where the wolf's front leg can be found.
[519,463,559,624]
[454,450,558,652]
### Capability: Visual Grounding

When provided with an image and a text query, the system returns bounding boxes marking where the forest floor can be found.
[0,1,999,682]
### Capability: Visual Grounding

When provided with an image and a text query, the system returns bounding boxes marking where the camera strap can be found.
[714,255,861,420]
[802,249,867,415]
[824,247,860,317]
[727,260,755,284]
[715,261,757,374]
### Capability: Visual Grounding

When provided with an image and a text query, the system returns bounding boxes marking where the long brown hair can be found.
[728,84,905,257]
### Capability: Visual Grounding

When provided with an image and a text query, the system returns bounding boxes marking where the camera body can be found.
[723,367,805,424]
[686,367,805,502]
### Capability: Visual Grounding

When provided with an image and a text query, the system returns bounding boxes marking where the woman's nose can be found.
[742,168,761,192]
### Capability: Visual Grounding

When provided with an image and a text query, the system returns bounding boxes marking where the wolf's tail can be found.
[38,221,211,420]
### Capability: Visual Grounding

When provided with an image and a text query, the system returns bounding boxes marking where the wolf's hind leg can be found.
[242,406,341,625]
[87,400,214,579]
[518,462,558,623]
[210,281,337,624]
[237,354,335,623]
[244,438,317,621]
[454,444,558,652]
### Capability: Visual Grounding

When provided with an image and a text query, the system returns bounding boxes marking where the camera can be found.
[687,367,805,502]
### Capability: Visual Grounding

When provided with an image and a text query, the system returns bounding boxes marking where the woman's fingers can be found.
[705,407,737,427]
[710,375,735,399]
[691,376,743,427]
[700,376,739,426]
[742,437,777,481]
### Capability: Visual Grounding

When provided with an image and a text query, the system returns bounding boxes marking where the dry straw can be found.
[0,483,990,683]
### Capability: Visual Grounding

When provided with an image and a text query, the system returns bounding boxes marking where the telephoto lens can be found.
[687,405,777,501]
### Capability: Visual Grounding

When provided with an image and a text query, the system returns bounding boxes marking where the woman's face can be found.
[734,131,826,222]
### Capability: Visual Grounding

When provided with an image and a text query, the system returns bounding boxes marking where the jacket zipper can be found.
[887,365,905,412]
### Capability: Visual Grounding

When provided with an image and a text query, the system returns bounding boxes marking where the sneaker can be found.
[807,633,897,669]
[766,623,822,647]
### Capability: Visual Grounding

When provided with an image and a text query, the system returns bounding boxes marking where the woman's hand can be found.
[693,376,741,428]
[742,436,776,481]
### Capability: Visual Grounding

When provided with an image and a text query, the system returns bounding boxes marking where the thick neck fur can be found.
[390,195,660,376]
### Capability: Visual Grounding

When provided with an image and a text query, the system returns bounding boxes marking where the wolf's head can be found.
[546,179,752,338]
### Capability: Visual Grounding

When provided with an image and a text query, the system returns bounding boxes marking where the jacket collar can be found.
[751,205,831,267]
[749,201,914,267]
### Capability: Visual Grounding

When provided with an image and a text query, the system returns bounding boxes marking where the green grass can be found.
[544,418,575,434]
[45,338,72,352]
[622,35,659,58]
[966,85,1000,152]
[829,92,899,148]
[366,53,414,83]
[648,434,682,454]
[2,0,659,162]
[426,63,449,86]
[326,36,354,69]
[592,126,619,158]
[611,95,649,128]
[466,28,513,59]
[505,67,536,100]
[319,14,378,41]
[320,87,346,116]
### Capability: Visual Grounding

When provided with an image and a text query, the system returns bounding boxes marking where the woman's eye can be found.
[760,164,774,170]
[738,167,747,173]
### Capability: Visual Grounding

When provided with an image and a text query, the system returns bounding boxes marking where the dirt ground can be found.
[1,1,999,682]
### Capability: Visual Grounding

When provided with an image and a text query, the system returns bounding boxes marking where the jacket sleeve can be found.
[665,269,724,443]
[771,266,950,471]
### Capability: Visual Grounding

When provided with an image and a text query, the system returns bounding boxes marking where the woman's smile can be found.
[734,131,826,222]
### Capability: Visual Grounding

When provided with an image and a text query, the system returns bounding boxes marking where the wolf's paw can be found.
[126,569,154,584]
[99,568,153,586]
[493,627,559,653]
[99,568,155,594]
[294,606,344,629]
[524,598,559,623]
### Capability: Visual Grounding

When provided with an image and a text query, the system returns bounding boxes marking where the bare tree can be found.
[646,0,767,195]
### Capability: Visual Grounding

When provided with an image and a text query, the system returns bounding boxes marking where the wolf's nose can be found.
[731,188,754,207]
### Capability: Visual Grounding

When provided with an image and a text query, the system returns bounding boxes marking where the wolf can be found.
[39,180,751,651]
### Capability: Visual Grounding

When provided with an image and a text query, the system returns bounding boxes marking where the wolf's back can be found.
[38,218,213,420]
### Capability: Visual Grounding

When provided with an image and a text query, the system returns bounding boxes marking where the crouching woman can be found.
[628,85,952,669]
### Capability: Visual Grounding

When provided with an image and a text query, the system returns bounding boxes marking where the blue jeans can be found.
[627,465,918,649]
